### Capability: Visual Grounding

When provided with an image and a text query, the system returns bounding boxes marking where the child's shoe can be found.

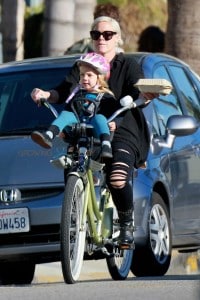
[31,131,53,149]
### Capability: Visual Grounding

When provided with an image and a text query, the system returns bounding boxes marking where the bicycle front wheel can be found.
[61,175,86,284]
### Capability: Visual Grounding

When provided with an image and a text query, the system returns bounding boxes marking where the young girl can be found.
[31,53,117,158]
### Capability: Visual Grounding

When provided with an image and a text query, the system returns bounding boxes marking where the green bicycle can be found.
[48,95,144,284]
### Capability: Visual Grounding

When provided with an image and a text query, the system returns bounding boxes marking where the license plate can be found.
[0,208,30,234]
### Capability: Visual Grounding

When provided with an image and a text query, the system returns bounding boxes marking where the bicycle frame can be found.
[80,167,113,246]
[49,95,146,250]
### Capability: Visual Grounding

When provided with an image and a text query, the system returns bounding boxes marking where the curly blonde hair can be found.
[95,74,114,96]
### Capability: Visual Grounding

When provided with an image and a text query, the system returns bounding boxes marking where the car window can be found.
[169,66,200,122]
[152,65,183,136]
[0,68,68,134]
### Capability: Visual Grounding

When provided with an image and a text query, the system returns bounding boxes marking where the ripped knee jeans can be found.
[106,147,136,217]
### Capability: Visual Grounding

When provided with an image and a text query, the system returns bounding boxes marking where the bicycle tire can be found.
[106,246,133,280]
[61,175,86,284]
[106,236,133,280]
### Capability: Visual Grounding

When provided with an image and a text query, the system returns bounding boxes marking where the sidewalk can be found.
[33,259,110,283]
[33,251,200,283]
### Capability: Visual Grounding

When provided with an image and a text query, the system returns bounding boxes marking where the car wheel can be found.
[0,261,35,285]
[131,191,172,276]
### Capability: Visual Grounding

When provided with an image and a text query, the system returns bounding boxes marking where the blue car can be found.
[0,53,199,284]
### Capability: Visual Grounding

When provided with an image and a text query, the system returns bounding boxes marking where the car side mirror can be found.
[166,115,199,136]
[157,115,199,148]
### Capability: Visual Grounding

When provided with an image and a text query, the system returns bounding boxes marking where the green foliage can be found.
[23,0,167,57]
[25,2,44,18]
[24,4,44,58]
[97,0,167,51]
[97,0,159,7]
[97,0,127,5]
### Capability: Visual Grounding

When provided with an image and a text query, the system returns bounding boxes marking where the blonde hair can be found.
[91,16,123,47]
[95,74,114,96]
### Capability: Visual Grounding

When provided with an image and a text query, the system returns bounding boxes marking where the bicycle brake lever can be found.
[40,98,59,118]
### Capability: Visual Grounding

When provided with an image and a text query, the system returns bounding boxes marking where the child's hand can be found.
[109,121,117,131]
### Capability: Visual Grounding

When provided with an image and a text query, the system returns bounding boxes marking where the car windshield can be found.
[0,68,68,135]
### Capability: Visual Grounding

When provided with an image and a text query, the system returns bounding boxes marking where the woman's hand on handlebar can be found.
[31,88,51,106]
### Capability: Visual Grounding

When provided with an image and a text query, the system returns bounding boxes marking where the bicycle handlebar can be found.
[40,95,148,123]
[107,95,147,123]
[40,98,59,118]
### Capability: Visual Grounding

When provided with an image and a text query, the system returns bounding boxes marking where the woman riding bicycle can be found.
[31,16,156,248]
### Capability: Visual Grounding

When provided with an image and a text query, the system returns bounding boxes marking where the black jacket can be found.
[55,53,150,166]
[56,53,142,104]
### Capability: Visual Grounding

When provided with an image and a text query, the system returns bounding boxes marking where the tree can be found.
[42,0,96,56]
[1,0,25,62]
[100,0,167,52]
[74,0,96,42]
[42,0,75,56]
[165,0,200,74]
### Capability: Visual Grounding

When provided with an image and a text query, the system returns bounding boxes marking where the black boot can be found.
[117,209,134,249]
[118,221,134,249]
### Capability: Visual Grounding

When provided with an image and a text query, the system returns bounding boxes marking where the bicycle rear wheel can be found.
[61,175,86,284]
[106,246,133,280]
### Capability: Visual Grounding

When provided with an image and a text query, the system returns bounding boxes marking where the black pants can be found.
[106,142,136,222]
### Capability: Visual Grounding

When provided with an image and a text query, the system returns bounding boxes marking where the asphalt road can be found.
[2,273,200,300]
[0,252,199,300]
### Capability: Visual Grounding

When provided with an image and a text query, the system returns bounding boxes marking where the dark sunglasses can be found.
[90,30,117,41]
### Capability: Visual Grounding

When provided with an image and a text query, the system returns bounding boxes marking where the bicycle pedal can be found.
[119,243,135,250]
[92,247,114,259]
